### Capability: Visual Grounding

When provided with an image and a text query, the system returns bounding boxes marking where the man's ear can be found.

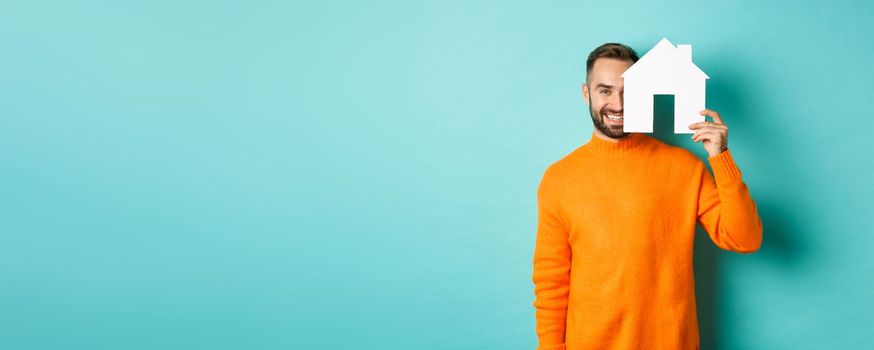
[582,82,590,105]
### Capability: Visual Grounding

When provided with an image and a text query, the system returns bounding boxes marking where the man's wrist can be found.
[708,146,728,158]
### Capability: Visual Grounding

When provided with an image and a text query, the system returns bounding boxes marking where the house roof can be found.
[621,38,709,80]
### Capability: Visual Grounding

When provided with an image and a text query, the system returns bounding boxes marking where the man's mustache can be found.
[600,108,624,115]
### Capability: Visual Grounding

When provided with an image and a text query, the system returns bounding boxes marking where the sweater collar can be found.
[582,132,650,157]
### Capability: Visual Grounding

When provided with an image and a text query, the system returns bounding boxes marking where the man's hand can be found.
[689,109,728,158]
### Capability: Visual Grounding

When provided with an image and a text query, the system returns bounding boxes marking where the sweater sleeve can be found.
[531,170,571,350]
[697,149,763,254]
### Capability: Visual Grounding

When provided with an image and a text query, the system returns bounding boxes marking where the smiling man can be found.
[531,43,763,350]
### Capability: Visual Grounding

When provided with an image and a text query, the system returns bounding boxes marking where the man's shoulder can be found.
[537,145,586,189]
[543,144,587,174]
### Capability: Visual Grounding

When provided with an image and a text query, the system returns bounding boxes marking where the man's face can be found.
[582,58,634,139]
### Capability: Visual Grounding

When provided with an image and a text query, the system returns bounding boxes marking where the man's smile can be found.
[605,114,624,125]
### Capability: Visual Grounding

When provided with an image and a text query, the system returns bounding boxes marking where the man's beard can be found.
[589,105,628,139]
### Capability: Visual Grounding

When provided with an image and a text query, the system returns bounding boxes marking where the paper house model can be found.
[621,38,709,133]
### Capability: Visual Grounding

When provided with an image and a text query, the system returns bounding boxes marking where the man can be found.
[531,43,763,350]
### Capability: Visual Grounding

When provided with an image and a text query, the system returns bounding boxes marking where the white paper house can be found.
[621,38,709,133]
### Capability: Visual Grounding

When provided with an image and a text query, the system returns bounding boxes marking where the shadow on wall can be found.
[649,62,812,349]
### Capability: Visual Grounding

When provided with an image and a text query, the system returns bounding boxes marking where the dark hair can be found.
[586,43,639,76]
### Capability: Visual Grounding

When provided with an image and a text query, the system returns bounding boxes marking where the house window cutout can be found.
[621,38,709,134]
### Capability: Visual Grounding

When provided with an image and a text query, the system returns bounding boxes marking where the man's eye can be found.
[600,90,610,95]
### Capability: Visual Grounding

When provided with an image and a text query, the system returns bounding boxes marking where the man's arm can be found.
[532,172,571,350]
[690,109,763,253]
[697,150,763,253]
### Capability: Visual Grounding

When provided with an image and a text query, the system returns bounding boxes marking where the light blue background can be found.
[2,1,872,349]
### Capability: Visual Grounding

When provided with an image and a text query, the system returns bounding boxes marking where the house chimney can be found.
[678,44,692,60]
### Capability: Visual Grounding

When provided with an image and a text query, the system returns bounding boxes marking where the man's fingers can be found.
[693,127,725,136]
[689,124,728,134]
[692,131,717,143]
[689,123,726,131]
[699,109,724,124]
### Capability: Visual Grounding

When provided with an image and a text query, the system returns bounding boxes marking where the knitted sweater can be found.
[531,132,762,350]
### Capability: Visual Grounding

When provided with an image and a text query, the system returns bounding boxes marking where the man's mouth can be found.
[604,114,624,123]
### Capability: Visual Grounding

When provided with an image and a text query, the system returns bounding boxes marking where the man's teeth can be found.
[606,115,623,121]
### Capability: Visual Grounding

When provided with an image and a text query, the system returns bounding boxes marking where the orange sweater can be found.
[532,132,762,350]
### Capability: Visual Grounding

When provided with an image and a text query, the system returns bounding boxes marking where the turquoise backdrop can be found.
[3,1,872,349]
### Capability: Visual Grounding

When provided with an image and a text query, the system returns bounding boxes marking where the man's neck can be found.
[593,129,633,143]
